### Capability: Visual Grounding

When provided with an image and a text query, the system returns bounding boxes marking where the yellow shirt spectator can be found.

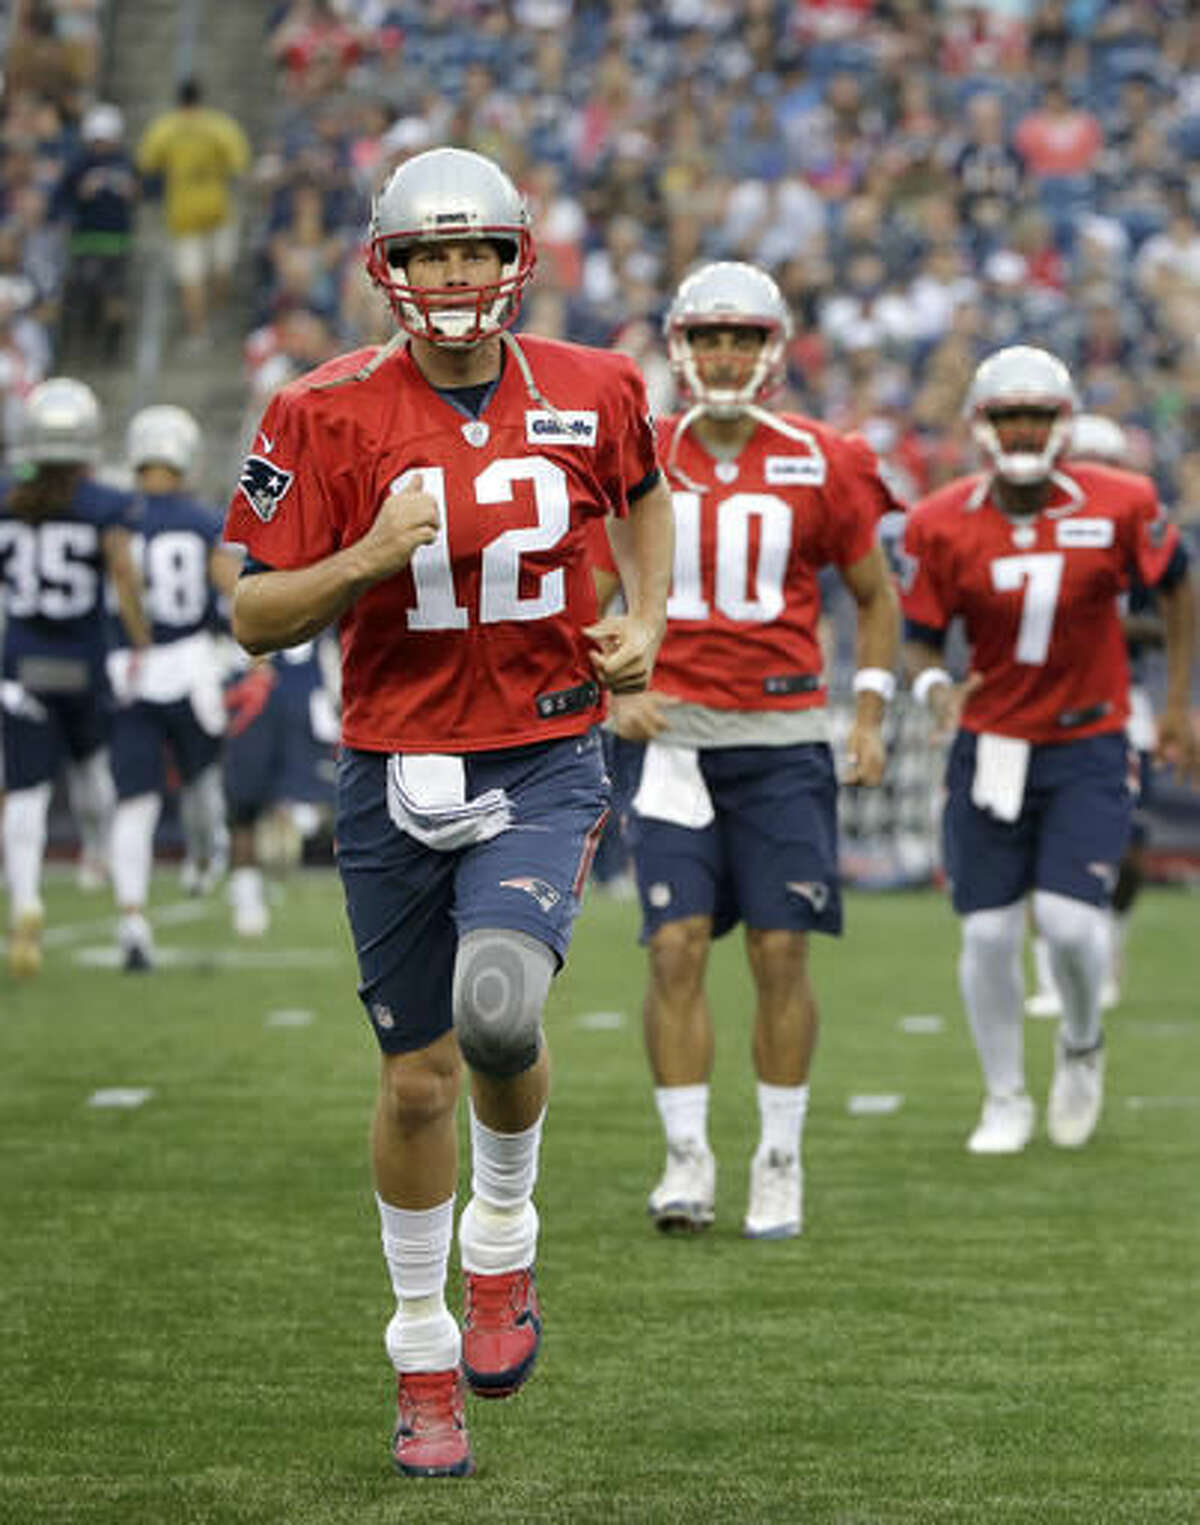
[137,94,250,237]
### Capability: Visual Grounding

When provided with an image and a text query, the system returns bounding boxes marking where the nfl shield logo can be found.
[238,455,294,523]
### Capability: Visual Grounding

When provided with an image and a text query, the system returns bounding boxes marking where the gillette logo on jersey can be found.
[765,452,826,487]
[238,456,295,523]
[524,410,597,446]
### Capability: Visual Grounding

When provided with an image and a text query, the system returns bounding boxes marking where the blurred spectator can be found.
[137,78,251,348]
[52,102,138,361]
[952,91,1025,256]
[264,175,349,319]
[268,0,375,105]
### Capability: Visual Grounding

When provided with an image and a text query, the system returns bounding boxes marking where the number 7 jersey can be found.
[901,465,1182,743]
[223,336,658,753]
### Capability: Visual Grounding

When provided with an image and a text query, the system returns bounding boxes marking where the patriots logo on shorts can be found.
[786,880,830,913]
[500,876,561,913]
[238,455,294,523]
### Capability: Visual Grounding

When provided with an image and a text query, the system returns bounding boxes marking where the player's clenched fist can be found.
[359,474,440,577]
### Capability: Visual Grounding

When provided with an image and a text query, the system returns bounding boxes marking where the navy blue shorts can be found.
[627,742,842,942]
[110,698,223,799]
[335,731,610,1054]
[943,730,1135,914]
[2,687,112,789]
[224,680,335,823]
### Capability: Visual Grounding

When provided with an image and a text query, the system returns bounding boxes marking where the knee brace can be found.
[452,928,554,1079]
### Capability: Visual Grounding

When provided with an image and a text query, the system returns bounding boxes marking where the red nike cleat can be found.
[462,1267,542,1399]
[391,1368,475,1478]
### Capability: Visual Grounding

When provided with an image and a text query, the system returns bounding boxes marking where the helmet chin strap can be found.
[664,401,812,492]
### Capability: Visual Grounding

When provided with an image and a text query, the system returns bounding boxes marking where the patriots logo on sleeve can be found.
[237,455,294,523]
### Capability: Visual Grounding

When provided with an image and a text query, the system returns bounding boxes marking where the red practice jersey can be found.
[902,465,1181,743]
[224,336,658,752]
[645,413,898,709]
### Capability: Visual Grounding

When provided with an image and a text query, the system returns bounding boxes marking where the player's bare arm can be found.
[208,544,243,602]
[1155,569,1199,783]
[608,689,680,741]
[232,477,439,656]
[102,524,151,649]
[585,476,674,693]
[841,542,899,786]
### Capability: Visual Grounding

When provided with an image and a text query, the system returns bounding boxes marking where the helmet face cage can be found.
[365,148,536,347]
[127,404,201,478]
[11,377,102,467]
[967,345,1078,486]
[665,262,793,417]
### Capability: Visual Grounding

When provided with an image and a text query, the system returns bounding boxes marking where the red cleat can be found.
[462,1267,542,1399]
[391,1368,475,1478]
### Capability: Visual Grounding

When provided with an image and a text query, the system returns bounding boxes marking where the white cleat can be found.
[742,1150,802,1239]
[967,1092,1035,1155]
[1099,979,1119,1012]
[1025,990,1063,1019]
[647,1143,715,1233]
[1047,1040,1106,1149]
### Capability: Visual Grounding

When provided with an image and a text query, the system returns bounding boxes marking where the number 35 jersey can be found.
[901,465,1182,744]
[224,336,657,754]
[649,414,898,710]
[0,475,134,664]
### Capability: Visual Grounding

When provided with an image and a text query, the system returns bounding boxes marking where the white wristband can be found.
[913,667,952,708]
[852,667,896,703]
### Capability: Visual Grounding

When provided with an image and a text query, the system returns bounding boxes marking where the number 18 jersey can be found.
[223,336,658,754]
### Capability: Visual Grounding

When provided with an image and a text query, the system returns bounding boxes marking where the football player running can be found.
[108,404,240,970]
[223,147,673,1479]
[902,347,1197,1155]
[1,378,150,976]
[1024,412,1166,1018]
[606,261,901,1241]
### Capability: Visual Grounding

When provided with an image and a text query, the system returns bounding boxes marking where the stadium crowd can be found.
[238,0,1199,525]
[0,3,1195,513]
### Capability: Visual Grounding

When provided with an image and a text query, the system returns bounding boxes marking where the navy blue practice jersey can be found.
[126,490,223,645]
[0,474,135,665]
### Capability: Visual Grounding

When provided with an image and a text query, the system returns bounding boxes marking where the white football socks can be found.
[3,783,52,916]
[1033,890,1107,1051]
[755,1081,809,1162]
[654,1083,710,1154]
[959,902,1027,1096]
[458,1103,543,1275]
[111,793,162,910]
[377,1195,459,1373]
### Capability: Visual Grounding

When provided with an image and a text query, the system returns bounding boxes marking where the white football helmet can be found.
[966,345,1078,486]
[1068,412,1130,467]
[664,261,793,418]
[127,404,202,478]
[9,377,102,466]
[365,147,535,347]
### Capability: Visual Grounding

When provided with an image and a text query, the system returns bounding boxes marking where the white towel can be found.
[632,742,715,829]
[970,733,1030,823]
[386,753,513,851]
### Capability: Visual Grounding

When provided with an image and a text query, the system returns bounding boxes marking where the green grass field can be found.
[2,871,1198,1524]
